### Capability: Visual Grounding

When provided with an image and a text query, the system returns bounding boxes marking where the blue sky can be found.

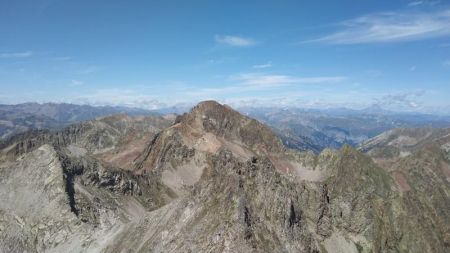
[1,0,450,113]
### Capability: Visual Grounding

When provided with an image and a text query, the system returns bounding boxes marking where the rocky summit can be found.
[0,101,449,253]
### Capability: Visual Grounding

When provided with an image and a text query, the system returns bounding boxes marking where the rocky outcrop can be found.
[0,114,173,167]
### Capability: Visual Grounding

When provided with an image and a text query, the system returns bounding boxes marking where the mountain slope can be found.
[0,101,449,252]
[359,128,450,158]
[360,128,450,251]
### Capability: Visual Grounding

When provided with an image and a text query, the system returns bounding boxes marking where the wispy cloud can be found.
[443,60,450,67]
[252,62,272,69]
[232,73,346,88]
[215,35,256,47]
[206,57,237,65]
[312,9,450,44]
[51,56,72,61]
[0,51,33,58]
[70,79,84,86]
[232,73,299,88]
[182,73,346,99]
[408,1,424,7]
[408,0,440,7]
[78,66,103,75]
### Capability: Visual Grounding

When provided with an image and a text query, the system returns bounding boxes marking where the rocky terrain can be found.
[0,101,449,252]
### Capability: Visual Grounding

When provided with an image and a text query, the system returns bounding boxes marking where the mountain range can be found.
[0,103,155,140]
[0,101,449,252]
[2,102,450,155]
[241,106,450,152]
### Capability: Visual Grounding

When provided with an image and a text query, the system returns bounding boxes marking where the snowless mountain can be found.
[0,103,156,140]
[0,101,449,252]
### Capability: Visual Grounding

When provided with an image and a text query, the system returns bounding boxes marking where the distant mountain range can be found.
[240,106,450,153]
[0,103,156,140]
[2,102,450,154]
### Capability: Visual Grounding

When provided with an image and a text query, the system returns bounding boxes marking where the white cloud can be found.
[206,57,236,65]
[215,35,256,47]
[181,73,346,99]
[0,51,33,58]
[78,66,102,74]
[232,73,346,88]
[408,0,440,7]
[252,62,272,69]
[70,80,84,86]
[51,56,72,61]
[408,1,424,6]
[233,73,299,88]
[313,9,450,44]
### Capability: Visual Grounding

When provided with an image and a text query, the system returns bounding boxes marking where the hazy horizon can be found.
[3,99,450,118]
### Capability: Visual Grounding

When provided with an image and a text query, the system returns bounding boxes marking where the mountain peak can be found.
[187,100,236,120]
[180,100,284,154]
[135,101,285,175]
[194,100,229,110]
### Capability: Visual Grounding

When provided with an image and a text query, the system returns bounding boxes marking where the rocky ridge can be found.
[0,101,448,252]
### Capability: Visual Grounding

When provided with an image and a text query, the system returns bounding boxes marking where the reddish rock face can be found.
[178,100,284,153]
[393,171,411,192]
[134,100,285,175]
